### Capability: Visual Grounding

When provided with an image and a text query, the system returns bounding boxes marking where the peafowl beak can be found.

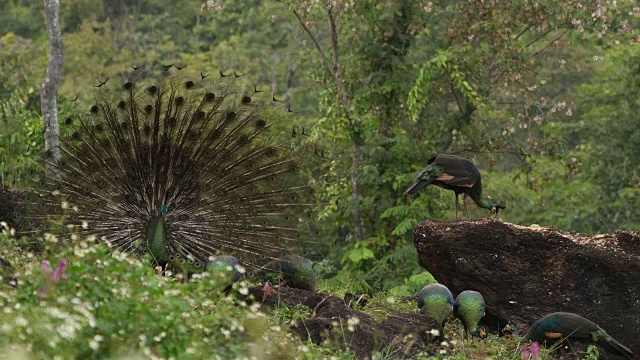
[491,204,507,217]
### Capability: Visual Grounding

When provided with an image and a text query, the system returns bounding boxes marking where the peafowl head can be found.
[471,328,486,339]
[488,203,507,216]
[501,322,518,337]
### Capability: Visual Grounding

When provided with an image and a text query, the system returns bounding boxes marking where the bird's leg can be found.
[454,193,459,220]
[463,195,471,218]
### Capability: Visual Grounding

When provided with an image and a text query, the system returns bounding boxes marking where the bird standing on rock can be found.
[453,290,486,338]
[417,283,454,327]
[403,154,506,219]
[520,312,633,360]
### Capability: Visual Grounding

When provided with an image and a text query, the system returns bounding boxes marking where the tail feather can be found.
[403,164,441,197]
[15,68,323,271]
[597,334,633,360]
[402,180,432,196]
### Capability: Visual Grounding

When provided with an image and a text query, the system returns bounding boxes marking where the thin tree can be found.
[290,5,364,242]
[41,0,64,178]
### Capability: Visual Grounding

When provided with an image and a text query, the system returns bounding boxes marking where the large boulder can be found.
[414,218,640,358]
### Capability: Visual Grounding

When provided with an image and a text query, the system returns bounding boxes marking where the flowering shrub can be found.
[0,232,260,359]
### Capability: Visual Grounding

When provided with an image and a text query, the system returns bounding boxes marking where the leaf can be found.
[342,247,375,264]
[391,218,417,236]
[380,205,409,219]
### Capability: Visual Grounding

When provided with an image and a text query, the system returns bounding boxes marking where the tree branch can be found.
[327,8,352,119]
[450,83,465,113]
[528,29,569,59]
[291,9,333,75]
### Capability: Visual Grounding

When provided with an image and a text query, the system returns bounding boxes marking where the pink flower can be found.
[50,260,68,283]
[522,344,530,360]
[531,341,540,359]
[41,260,50,274]
[38,259,68,299]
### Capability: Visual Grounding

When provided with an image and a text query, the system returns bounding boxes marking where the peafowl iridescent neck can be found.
[468,187,491,210]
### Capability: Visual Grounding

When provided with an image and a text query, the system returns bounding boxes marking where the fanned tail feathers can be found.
[17,67,321,271]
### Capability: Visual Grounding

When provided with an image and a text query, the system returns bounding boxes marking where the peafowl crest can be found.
[16,65,321,273]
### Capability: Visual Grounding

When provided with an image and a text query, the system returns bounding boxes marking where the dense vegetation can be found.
[0,0,638,358]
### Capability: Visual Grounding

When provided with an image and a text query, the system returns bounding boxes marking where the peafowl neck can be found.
[148,215,168,263]
[468,184,491,210]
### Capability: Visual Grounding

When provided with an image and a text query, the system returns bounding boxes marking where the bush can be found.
[0,230,259,359]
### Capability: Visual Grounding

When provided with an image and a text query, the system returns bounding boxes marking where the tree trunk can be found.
[291,6,364,242]
[284,61,295,109]
[41,0,64,179]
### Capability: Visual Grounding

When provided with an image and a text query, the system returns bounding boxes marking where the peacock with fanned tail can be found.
[16,66,321,273]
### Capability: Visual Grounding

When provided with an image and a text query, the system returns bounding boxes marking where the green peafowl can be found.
[205,255,242,283]
[259,254,316,291]
[417,283,454,327]
[204,255,242,291]
[520,312,633,360]
[403,154,506,219]
[453,290,486,338]
[16,66,321,273]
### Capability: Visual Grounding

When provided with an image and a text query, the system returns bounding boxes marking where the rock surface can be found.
[414,218,640,358]
[247,286,441,359]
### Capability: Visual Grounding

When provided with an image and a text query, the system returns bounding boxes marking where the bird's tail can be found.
[403,165,440,197]
[596,331,633,360]
[12,66,325,270]
[402,180,432,196]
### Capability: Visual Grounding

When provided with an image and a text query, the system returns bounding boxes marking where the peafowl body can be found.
[17,67,318,272]
[453,290,486,337]
[205,255,242,283]
[521,312,633,360]
[260,254,316,291]
[417,283,454,327]
[403,154,506,218]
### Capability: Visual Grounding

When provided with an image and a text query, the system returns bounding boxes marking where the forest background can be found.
[1,0,640,296]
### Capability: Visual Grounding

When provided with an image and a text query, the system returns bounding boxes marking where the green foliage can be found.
[342,243,375,264]
[583,345,600,360]
[0,0,45,39]
[0,233,254,358]
[0,32,44,100]
[0,91,44,187]
[408,49,484,122]
[387,271,436,296]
